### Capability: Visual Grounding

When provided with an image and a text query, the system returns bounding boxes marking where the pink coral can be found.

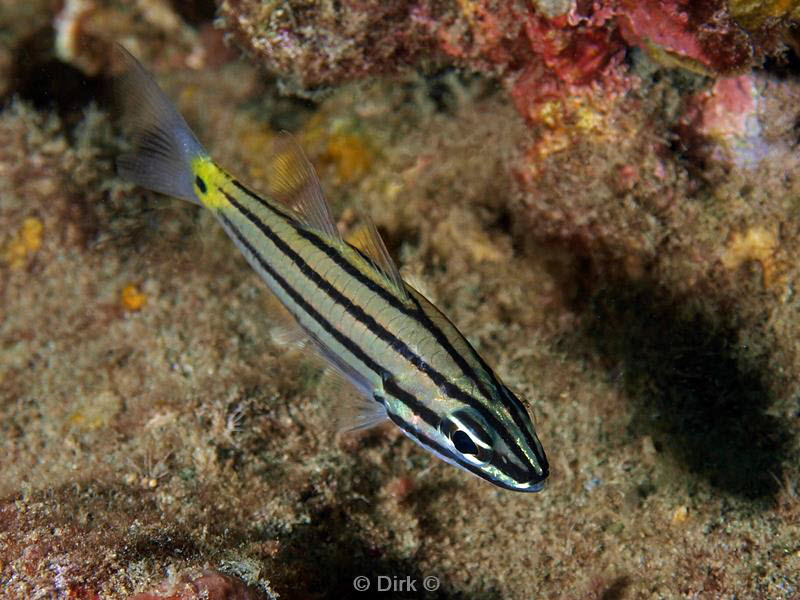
[615,0,752,74]
[416,2,630,126]
[217,0,798,112]
[523,13,624,86]
[693,76,758,140]
[428,1,627,90]
[679,74,780,169]
[509,10,628,124]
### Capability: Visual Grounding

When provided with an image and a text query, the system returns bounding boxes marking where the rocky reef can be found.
[2,1,800,598]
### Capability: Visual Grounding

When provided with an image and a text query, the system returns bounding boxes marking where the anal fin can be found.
[303,328,388,432]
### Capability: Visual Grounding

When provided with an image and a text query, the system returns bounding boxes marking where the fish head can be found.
[436,389,549,492]
[385,373,549,492]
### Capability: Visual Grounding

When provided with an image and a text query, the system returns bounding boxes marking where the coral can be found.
[507,9,631,157]
[720,224,788,289]
[217,0,431,91]
[217,0,800,124]
[218,0,639,187]
[524,13,625,87]
[617,0,800,75]
[729,0,800,29]
[416,1,630,112]
[691,76,759,140]
[413,2,637,186]
[616,0,753,75]
[678,73,800,172]
[680,74,766,168]
[217,1,629,103]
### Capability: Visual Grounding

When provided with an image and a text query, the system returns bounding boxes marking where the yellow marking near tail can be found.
[191,157,232,211]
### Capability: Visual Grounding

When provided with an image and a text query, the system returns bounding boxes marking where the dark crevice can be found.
[168,0,217,26]
[6,30,104,127]
[759,38,800,79]
[267,95,317,132]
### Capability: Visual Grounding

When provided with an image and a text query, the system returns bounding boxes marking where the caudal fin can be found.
[114,45,207,204]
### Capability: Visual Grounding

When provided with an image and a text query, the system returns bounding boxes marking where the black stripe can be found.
[231,178,261,198]
[294,214,540,463]
[498,383,544,464]
[232,178,493,403]
[382,373,444,429]
[222,187,539,470]
[218,213,385,388]
[222,195,546,484]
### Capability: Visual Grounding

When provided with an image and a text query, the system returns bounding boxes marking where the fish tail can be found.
[114,44,208,204]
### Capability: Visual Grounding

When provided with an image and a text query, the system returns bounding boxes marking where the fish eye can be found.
[439,409,493,466]
[451,429,478,455]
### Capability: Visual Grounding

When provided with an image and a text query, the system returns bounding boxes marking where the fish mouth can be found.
[513,459,550,492]
[487,476,548,493]
[516,479,547,492]
[492,464,549,492]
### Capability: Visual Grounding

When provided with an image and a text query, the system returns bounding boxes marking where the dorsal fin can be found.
[266,132,408,302]
[348,215,410,302]
[402,271,437,305]
[266,132,341,239]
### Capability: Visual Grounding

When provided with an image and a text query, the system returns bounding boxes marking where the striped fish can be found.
[115,46,549,492]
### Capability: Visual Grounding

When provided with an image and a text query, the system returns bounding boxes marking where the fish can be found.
[114,46,549,492]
